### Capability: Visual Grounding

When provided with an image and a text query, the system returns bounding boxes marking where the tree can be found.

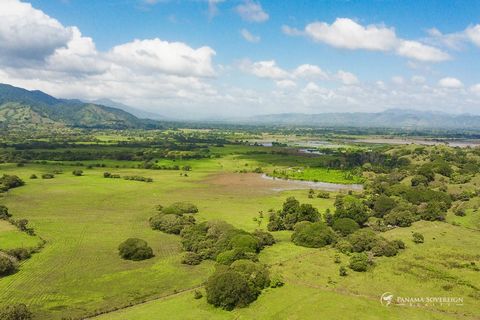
[118,238,154,261]
[0,253,18,276]
[373,195,396,218]
[72,169,83,176]
[349,253,370,272]
[371,239,398,257]
[335,195,369,225]
[384,209,415,227]
[230,260,270,293]
[0,304,32,320]
[291,222,336,248]
[150,214,195,234]
[252,230,275,249]
[205,269,256,310]
[332,218,359,236]
[347,229,378,252]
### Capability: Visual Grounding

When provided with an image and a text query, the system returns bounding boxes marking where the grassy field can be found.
[96,222,479,320]
[0,142,479,320]
[0,160,336,319]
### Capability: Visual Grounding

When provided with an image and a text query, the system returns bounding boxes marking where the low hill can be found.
[0,84,147,129]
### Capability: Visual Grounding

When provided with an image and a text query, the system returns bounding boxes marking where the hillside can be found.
[247,109,480,129]
[0,84,146,129]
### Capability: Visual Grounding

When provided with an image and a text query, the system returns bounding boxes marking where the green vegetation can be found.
[118,238,154,261]
[0,126,479,320]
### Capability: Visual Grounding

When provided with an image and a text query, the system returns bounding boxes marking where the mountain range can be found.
[1,83,480,130]
[241,109,480,129]
[0,83,149,129]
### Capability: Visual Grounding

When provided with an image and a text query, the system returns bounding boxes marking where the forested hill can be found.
[247,109,480,129]
[0,83,150,129]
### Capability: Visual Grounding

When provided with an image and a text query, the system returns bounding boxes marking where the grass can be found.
[269,167,363,184]
[1,144,479,320]
[0,220,42,250]
[0,160,337,319]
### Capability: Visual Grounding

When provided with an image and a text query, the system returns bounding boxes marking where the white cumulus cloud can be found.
[284,18,450,62]
[438,77,463,88]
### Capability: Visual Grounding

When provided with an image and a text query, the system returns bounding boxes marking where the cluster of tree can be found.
[267,197,320,231]
[205,260,270,310]
[180,221,274,266]
[118,238,154,261]
[0,175,24,192]
[0,303,32,320]
[149,202,198,235]
[123,176,153,182]
[103,172,121,178]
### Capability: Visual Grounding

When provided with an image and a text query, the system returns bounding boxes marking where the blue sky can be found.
[1,0,479,118]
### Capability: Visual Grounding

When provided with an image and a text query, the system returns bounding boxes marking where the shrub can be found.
[349,253,370,272]
[0,253,18,276]
[29,174,37,180]
[150,214,195,234]
[291,222,336,248]
[0,303,32,320]
[193,290,203,299]
[339,266,348,276]
[412,232,424,244]
[0,205,11,220]
[123,176,153,182]
[41,173,54,179]
[6,248,31,261]
[72,169,83,176]
[384,210,415,227]
[317,191,330,199]
[411,175,429,187]
[371,239,398,257]
[391,239,406,250]
[181,252,202,265]
[252,230,275,248]
[270,274,284,288]
[103,172,111,178]
[335,239,353,253]
[347,229,378,252]
[332,218,359,236]
[162,202,199,215]
[118,238,154,261]
[206,269,257,310]
[0,175,25,190]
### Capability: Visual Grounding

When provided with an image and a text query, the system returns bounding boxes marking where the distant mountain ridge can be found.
[246,109,480,129]
[91,98,166,121]
[0,83,148,129]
